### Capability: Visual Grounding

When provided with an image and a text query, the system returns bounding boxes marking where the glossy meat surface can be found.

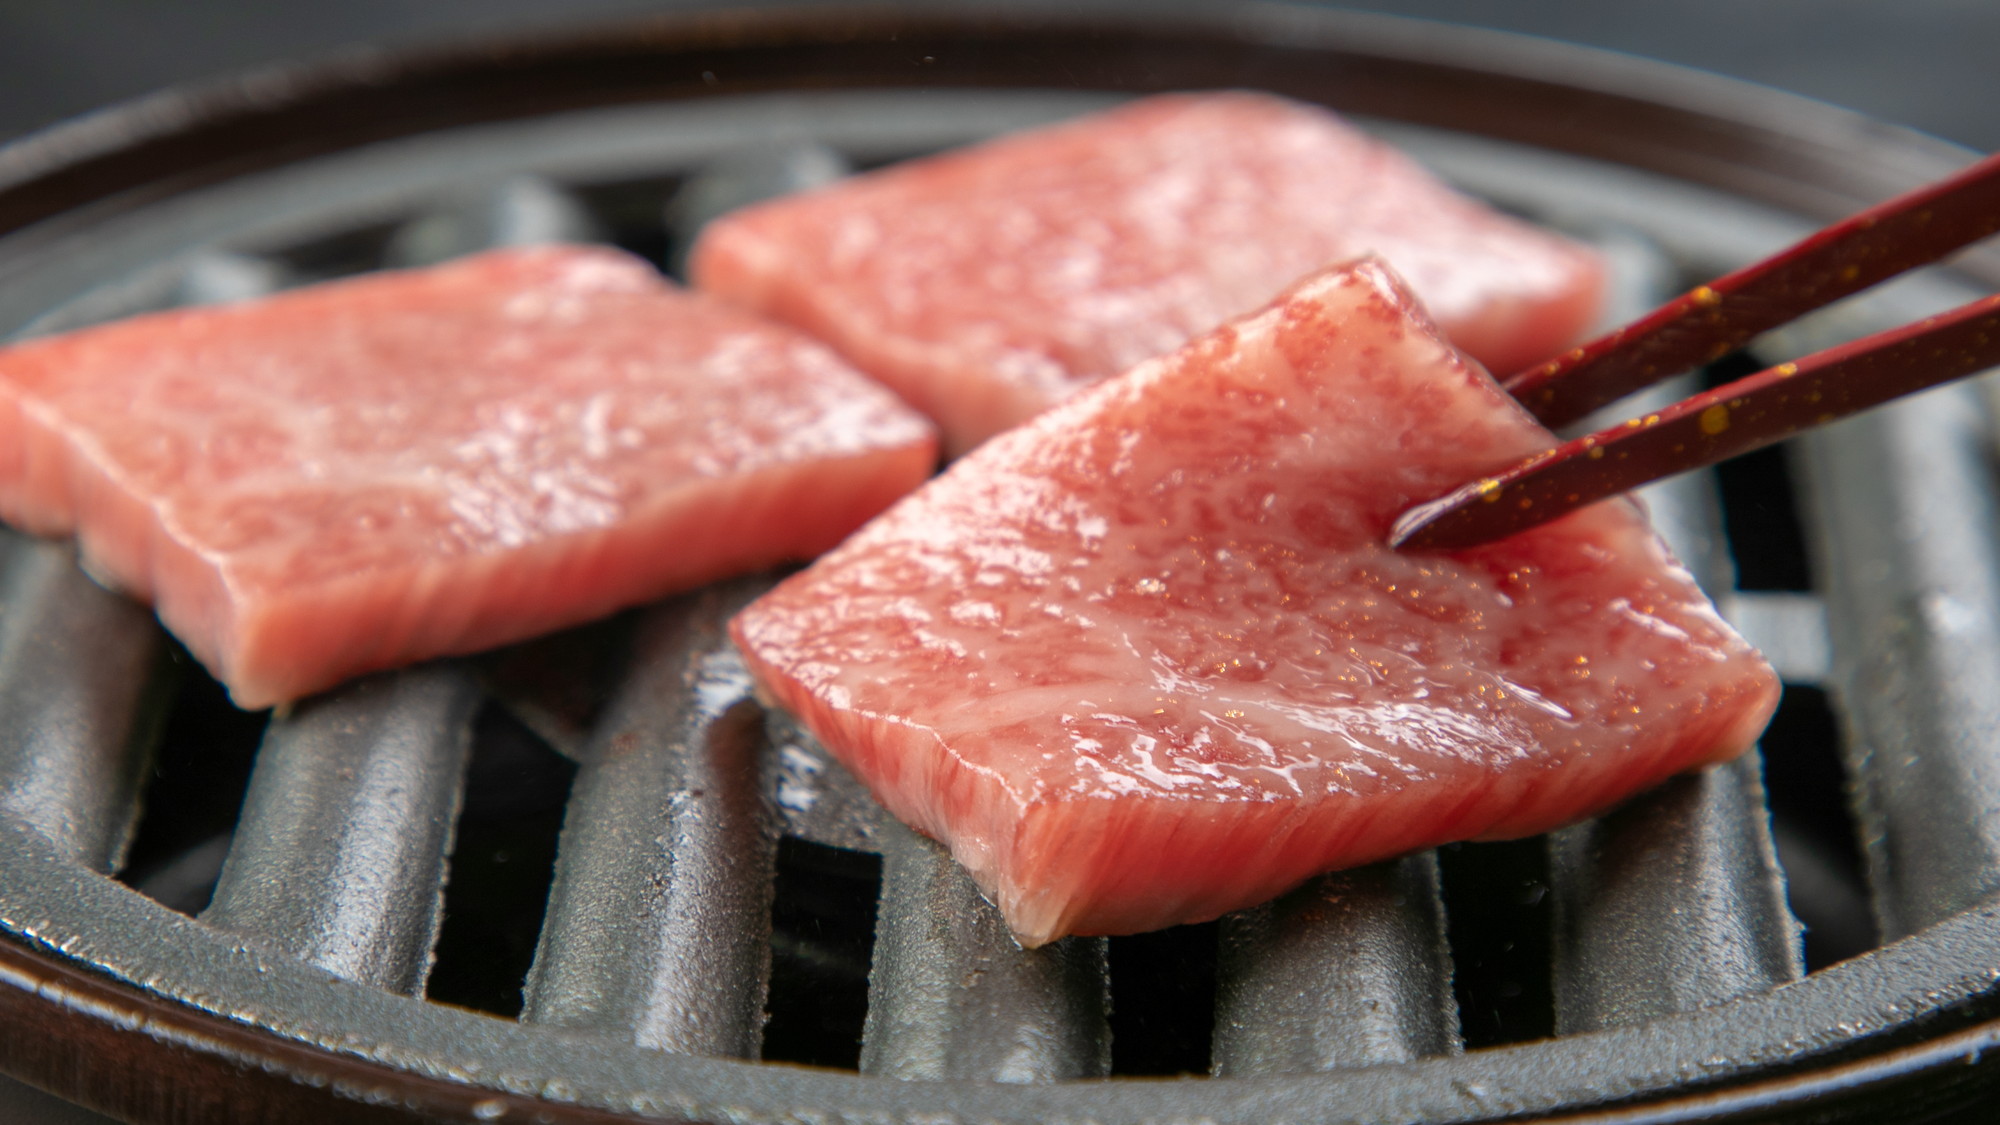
[693,91,1604,455]
[733,259,1776,945]
[0,245,937,707]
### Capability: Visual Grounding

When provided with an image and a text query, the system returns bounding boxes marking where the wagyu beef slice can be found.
[692,91,1604,455]
[0,245,937,708]
[732,258,1777,947]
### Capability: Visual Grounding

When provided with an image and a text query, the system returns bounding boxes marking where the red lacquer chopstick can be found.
[1391,151,2000,553]
[1392,294,2000,551]
[1507,150,2000,430]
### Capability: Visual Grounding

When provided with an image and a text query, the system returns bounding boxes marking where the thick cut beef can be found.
[0,245,937,707]
[732,258,1776,946]
[693,91,1603,455]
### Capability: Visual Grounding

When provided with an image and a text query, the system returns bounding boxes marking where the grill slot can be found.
[861,820,1111,1081]
[562,176,690,274]
[1106,922,1221,1075]
[521,580,777,1058]
[1714,446,1818,595]
[1759,684,1876,969]
[763,835,879,1069]
[1703,352,1819,594]
[267,222,407,287]
[424,703,576,1017]
[0,532,162,872]
[113,654,264,915]
[200,666,480,994]
[1437,838,1556,1048]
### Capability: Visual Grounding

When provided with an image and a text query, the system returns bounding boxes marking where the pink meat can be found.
[692,91,1604,456]
[0,245,937,708]
[732,258,1777,947]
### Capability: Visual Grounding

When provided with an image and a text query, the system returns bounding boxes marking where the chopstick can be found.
[1392,294,2000,551]
[1506,151,2000,429]
[1391,151,2000,553]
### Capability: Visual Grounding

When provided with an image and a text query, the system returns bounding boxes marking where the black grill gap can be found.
[1760,684,1877,970]
[264,219,403,284]
[1108,920,1218,1076]
[570,177,680,276]
[476,609,641,757]
[425,703,576,1017]
[1704,350,1815,591]
[845,153,920,175]
[114,644,268,915]
[1438,838,1555,1048]
[762,836,880,1069]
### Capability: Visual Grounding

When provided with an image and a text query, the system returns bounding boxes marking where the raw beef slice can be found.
[0,245,937,708]
[732,257,1777,946]
[692,91,1605,456]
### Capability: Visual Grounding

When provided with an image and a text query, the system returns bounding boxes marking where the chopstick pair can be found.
[1390,150,2000,552]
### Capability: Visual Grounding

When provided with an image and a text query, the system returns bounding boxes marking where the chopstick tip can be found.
[1389,480,1498,552]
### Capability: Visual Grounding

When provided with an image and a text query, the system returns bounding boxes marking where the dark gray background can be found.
[0,0,1997,151]
[0,1,1991,1121]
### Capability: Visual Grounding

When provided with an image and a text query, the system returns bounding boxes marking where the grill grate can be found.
[2,14,2000,1121]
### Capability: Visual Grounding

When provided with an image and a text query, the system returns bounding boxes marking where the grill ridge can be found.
[202,665,480,995]
[0,533,162,875]
[1213,854,1458,1072]
[862,819,1112,1082]
[522,580,777,1058]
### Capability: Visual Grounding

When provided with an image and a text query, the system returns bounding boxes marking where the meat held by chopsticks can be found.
[732,258,1777,946]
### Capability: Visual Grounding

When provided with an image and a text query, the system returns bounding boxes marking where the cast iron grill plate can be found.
[3,7,2000,1123]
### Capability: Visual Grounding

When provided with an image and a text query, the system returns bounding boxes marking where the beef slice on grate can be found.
[731,257,1777,947]
[0,244,938,709]
[691,91,1604,456]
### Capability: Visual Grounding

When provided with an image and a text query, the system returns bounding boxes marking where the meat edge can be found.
[738,620,1777,947]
